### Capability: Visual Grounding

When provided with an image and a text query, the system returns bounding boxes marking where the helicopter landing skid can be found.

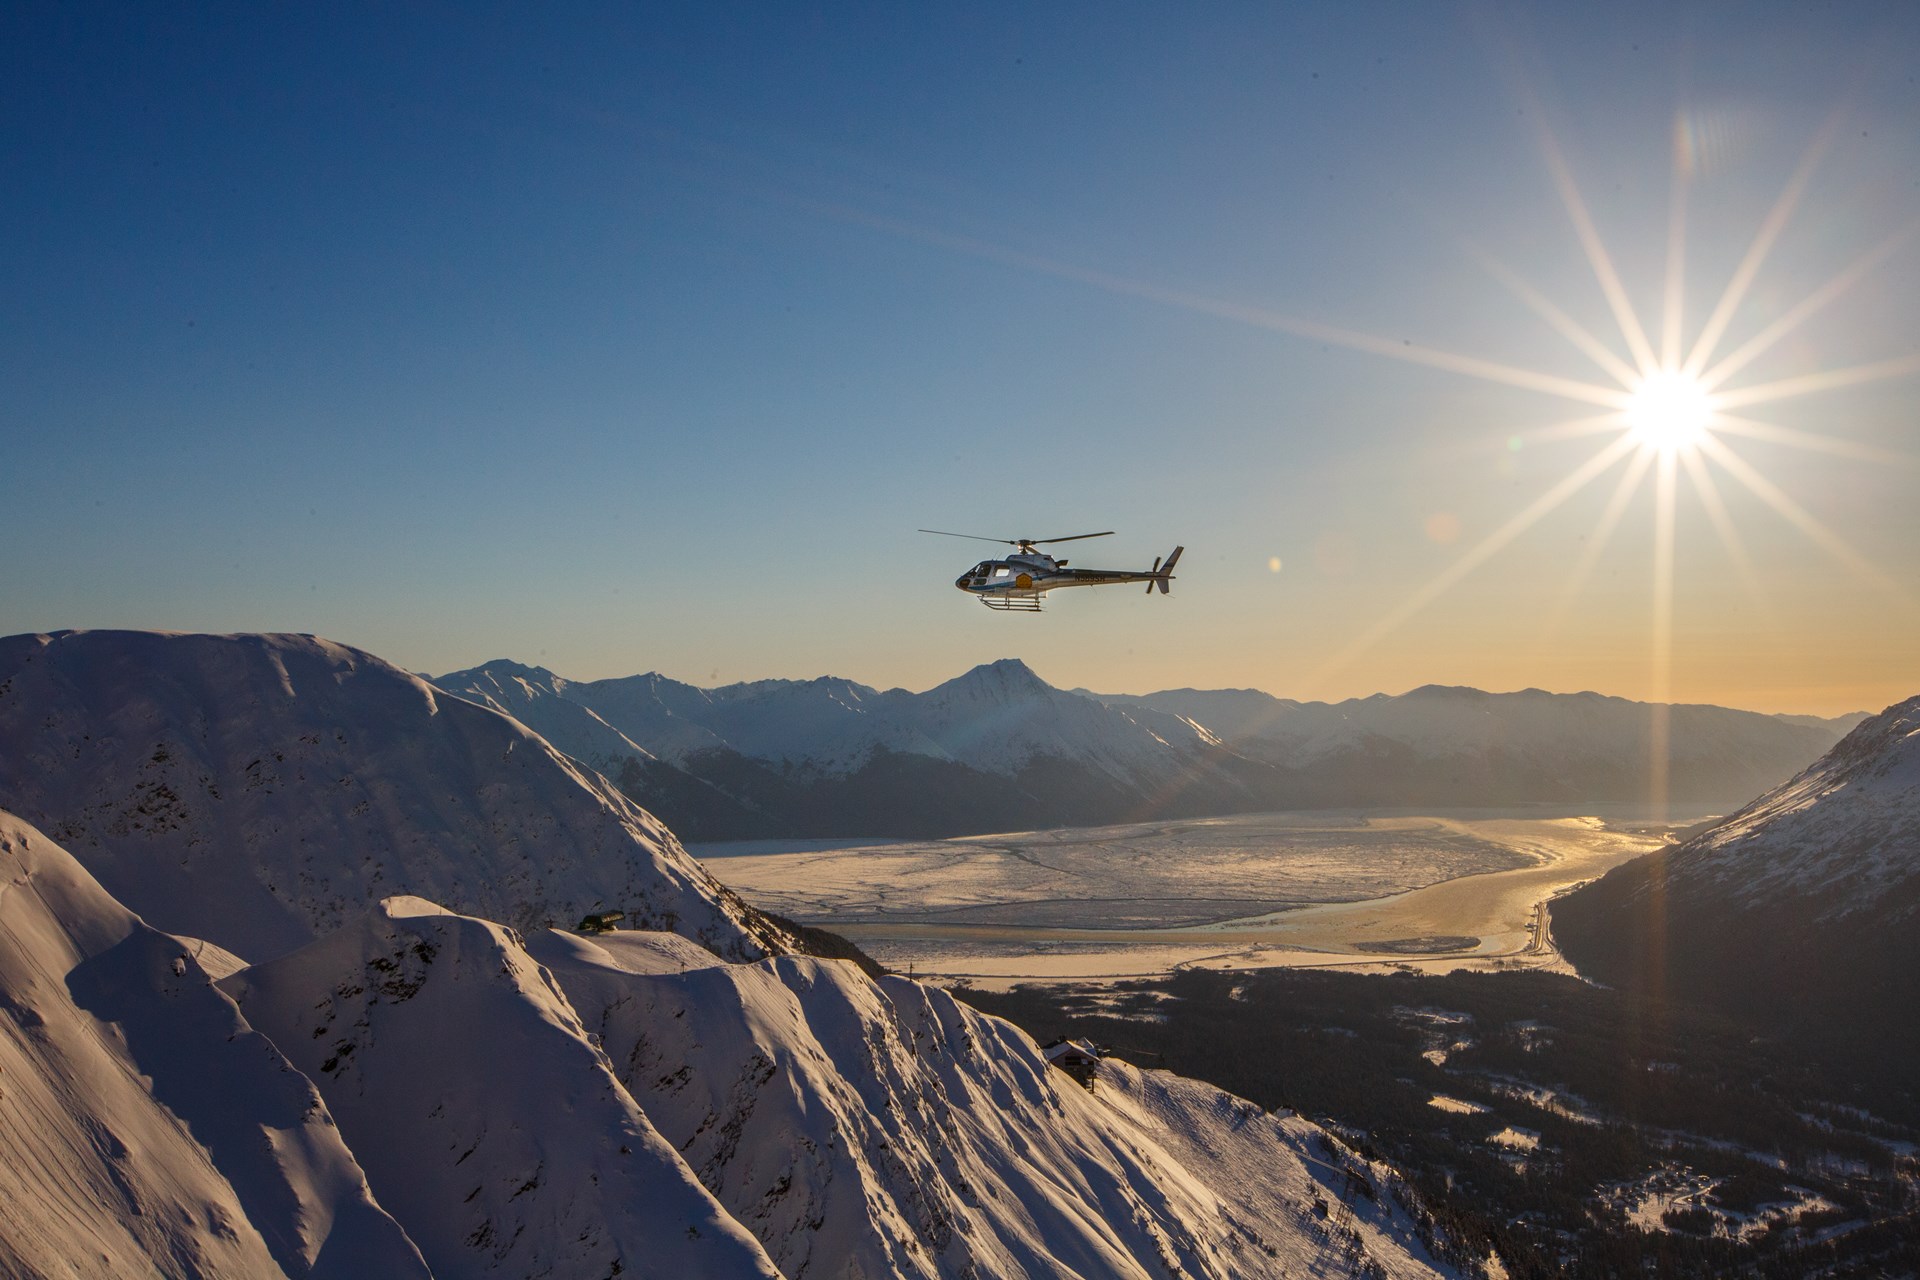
[980,595,1043,612]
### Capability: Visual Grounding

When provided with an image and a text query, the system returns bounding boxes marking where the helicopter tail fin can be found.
[1151,545,1183,595]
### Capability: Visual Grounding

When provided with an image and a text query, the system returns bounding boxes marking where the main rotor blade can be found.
[919,529,1016,544]
[1029,531,1115,544]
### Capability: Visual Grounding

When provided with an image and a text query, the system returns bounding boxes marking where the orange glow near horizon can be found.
[1297,107,1920,709]
[797,97,1916,724]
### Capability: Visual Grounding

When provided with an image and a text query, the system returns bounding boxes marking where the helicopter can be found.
[921,529,1184,611]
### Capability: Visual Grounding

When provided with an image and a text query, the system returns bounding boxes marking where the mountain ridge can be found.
[0,630,789,961]
[432,657,1859,840]
[1553,692,1920,1060]
[0,813,1464,1277]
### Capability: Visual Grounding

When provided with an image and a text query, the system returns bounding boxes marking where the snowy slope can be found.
[700,676,958,772]
[1633,693,1920,914]
[1090,687,1304,746]
[431,659,661,767]
[909,659,1208,781]
[495,657,1204,781]
[221,898,786,1280]
[549,671,732,761]
[0,630,786,961]
[1553,694,1920,1048]
[0,810,428,1279]
[533,929,1458,1280]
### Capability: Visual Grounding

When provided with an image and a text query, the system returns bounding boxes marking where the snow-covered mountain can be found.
[438,657,1200,782]
[434,657,1851,840]
[910,658,1210,781]
[427,658,661,766]
[222,898,787,1280]
[431,657,1233,840]
[212,893,1461,1279]
[545,920,1460,1277]
[0,630,786,961]
[1620,692,1920,911]
[0,631,1470,1277]
[1,835,1461,1278]
[1553,693,1920,1052]
[0,809,430,1278]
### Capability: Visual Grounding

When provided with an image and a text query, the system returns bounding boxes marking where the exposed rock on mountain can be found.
[0,811,428,1279]
[531,927,1458,1278]
[0,630,786,961]
[1553,694,1920,1057]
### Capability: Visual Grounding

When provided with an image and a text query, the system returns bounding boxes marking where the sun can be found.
[1626,370,1713,454]
[1259,104,1920,717]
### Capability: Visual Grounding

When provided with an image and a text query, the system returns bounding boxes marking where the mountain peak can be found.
[967,656,1047,686]
[1399,683,1488,701]
[924,658,1058,703]
[437,657,564,688]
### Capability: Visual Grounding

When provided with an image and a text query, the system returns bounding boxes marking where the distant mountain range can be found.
[0,629,1461,1277]
[433,657,1864,840]
[1554,692,1920,1064]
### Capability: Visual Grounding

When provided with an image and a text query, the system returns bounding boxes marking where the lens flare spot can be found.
[1627,370,1713,453]
[1424,512,1462,544]
[1267,555,1283,573]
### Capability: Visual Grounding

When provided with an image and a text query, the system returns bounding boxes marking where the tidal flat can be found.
[696,806,1708,983]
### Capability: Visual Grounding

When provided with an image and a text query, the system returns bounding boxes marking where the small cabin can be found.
[1042,1037,1101,1092]
[575,911,625,935]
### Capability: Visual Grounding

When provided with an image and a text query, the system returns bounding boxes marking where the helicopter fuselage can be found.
[955,551,1176,605]
[923,529,1181,611]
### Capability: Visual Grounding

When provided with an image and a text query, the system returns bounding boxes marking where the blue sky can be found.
[5,2,1917,713]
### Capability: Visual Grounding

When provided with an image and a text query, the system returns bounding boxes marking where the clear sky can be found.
[4,2,1917,715]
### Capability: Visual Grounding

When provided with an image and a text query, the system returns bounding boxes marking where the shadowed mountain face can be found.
[435,657,1254,839]
[433,660,1855,841]
[1553,694,1920,1066]
[1099,684,1863,807]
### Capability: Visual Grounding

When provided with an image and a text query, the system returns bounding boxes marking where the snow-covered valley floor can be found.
[697,807,1704,984]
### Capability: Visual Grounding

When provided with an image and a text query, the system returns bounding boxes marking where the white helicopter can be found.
[921,529,1184,611]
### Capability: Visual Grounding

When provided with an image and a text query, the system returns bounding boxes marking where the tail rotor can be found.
[1148,545,1183,595]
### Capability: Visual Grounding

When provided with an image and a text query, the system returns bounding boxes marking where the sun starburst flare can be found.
[1625,370,1713,455]
[805,89,1916,759]
[1300,107,1919,717]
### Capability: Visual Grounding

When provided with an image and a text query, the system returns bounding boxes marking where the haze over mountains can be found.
[0,630,1466,1277]
[1554,693,1920,1063]
[434,657,1861,840]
